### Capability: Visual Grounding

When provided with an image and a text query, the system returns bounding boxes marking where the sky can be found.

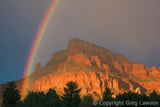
[0,0,160,83]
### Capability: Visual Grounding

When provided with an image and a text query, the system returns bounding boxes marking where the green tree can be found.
[22,91,45,107]
[140,93,149,101]
[16,88,63,107]
[61,81,81,107]
[44,88,63,107]
[115,91,144,107]
[149,90,158,101]
[80,94,94,107]
[2,82,21,107]
[102,88,113,101]
[15,101,23,107]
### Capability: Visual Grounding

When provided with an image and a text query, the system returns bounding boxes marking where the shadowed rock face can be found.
[1,38,160,99]
[35,63,41,72]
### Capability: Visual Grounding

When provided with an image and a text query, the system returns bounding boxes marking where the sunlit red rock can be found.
[0,38,160,99]
[103,64,110,72]
[113,61,123,73]
[27,72,123,99]
[130,63,148,79]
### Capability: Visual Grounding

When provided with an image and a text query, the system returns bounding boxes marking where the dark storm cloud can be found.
[37,0,160,67]
[0,0,51,83]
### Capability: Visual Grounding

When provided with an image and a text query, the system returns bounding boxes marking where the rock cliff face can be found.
[29,72,122,98]
[1,38,160,99]
[35,63,41,72]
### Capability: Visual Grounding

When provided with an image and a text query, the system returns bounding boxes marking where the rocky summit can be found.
[1,38,160,99]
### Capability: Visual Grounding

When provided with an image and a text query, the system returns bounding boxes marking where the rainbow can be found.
[22,0,61,99]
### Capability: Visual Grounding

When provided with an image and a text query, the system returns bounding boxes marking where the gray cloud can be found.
[2,0,160,72]
[35,0,160,68]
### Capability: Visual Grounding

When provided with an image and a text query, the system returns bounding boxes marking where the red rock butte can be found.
[1,38,160,99]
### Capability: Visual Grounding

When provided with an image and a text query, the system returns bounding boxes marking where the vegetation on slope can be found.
[1,81,160,107]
